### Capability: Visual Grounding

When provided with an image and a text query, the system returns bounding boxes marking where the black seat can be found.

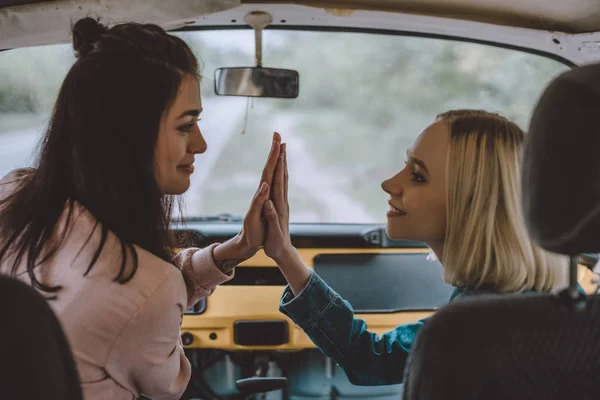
[402,62,600,400]
[402,293,600,399]
[0,275,83,399]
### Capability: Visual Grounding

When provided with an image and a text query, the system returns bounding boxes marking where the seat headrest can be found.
[523,62,600,255]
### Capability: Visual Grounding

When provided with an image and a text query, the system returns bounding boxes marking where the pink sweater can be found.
[0,171,233,399]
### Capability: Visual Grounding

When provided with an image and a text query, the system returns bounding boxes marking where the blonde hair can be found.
[437,109,567,293]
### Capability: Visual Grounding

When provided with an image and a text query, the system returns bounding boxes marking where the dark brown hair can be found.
[0,17,198,296]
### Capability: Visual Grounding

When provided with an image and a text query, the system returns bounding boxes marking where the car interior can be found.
[1,1,600,399]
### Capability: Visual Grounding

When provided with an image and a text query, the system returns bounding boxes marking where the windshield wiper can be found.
[182,213,244,223]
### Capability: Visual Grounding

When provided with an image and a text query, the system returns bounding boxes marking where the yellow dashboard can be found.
[181,248,432,350]
[174,221,599,351]
[179,246,598,350]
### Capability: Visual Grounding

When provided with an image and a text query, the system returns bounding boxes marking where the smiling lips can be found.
[388,201,407,217]
[178,163,194,174]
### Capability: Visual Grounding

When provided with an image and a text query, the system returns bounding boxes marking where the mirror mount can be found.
[214,10,299,99]
[244,10,273,67]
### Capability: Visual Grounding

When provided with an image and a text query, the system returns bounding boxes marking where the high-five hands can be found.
[213,131,310,294]
[211,132,282,272]
[261,134,311,295]
[262,141,293,262]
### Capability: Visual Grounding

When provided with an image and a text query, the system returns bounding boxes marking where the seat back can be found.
[0,275,83,399]
[403,294,600,399]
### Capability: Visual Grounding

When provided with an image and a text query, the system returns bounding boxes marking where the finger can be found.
[260,132,282,189]
[283,143,288,203]
[282,145,290,236]
[260,134,280,186]
[248,182,270,217]
[263,200,283,234]
[272,144,285,212]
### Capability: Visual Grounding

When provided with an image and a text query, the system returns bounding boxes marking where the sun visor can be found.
[0,0,241,50]
[522,62,600,255]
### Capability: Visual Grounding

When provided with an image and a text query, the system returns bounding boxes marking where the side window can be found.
[0,45,73,176]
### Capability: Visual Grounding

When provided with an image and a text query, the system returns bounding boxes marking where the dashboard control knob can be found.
[181,332,194,345]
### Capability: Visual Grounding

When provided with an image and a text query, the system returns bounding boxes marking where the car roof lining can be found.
[249,0,600,33]
[4,0,600,33]
[0,0,598,64]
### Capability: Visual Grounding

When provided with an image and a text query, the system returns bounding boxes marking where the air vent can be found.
[185,298,206,315]
[222,267,287,286]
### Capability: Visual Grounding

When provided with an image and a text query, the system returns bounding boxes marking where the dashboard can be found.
[176,223,449,351]
[175,223,597,351]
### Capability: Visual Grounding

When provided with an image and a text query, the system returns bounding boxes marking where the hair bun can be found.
[72,17,108,58]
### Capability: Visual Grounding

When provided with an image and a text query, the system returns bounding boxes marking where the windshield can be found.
[0,29,568,222]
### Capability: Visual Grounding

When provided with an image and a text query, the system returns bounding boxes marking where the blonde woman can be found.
[260,110,570,385]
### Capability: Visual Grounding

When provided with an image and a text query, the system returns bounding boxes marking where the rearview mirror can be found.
[214,67,299,99]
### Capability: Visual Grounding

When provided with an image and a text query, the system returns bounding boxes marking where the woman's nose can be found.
[381,178,392,194]
[381,172,404,196]
[190,125,207,154]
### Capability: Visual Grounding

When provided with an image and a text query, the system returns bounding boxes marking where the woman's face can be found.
[381,119,449,253]
[155,75,207,195]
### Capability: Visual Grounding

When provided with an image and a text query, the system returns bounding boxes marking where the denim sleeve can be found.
[279,271,426,385]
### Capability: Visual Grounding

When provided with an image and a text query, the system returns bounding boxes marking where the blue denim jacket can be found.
[279,270,582,386]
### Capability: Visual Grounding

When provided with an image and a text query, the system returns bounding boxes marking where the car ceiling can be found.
[3,0,600,33]
[1,0,600,66]
[263,0,600,34]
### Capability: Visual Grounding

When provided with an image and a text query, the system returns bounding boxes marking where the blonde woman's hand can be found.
[263,143,294,262]
[263,143,311,295]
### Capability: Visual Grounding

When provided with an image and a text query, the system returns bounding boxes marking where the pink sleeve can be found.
[105,271,190,400]
[173,244,234,309]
